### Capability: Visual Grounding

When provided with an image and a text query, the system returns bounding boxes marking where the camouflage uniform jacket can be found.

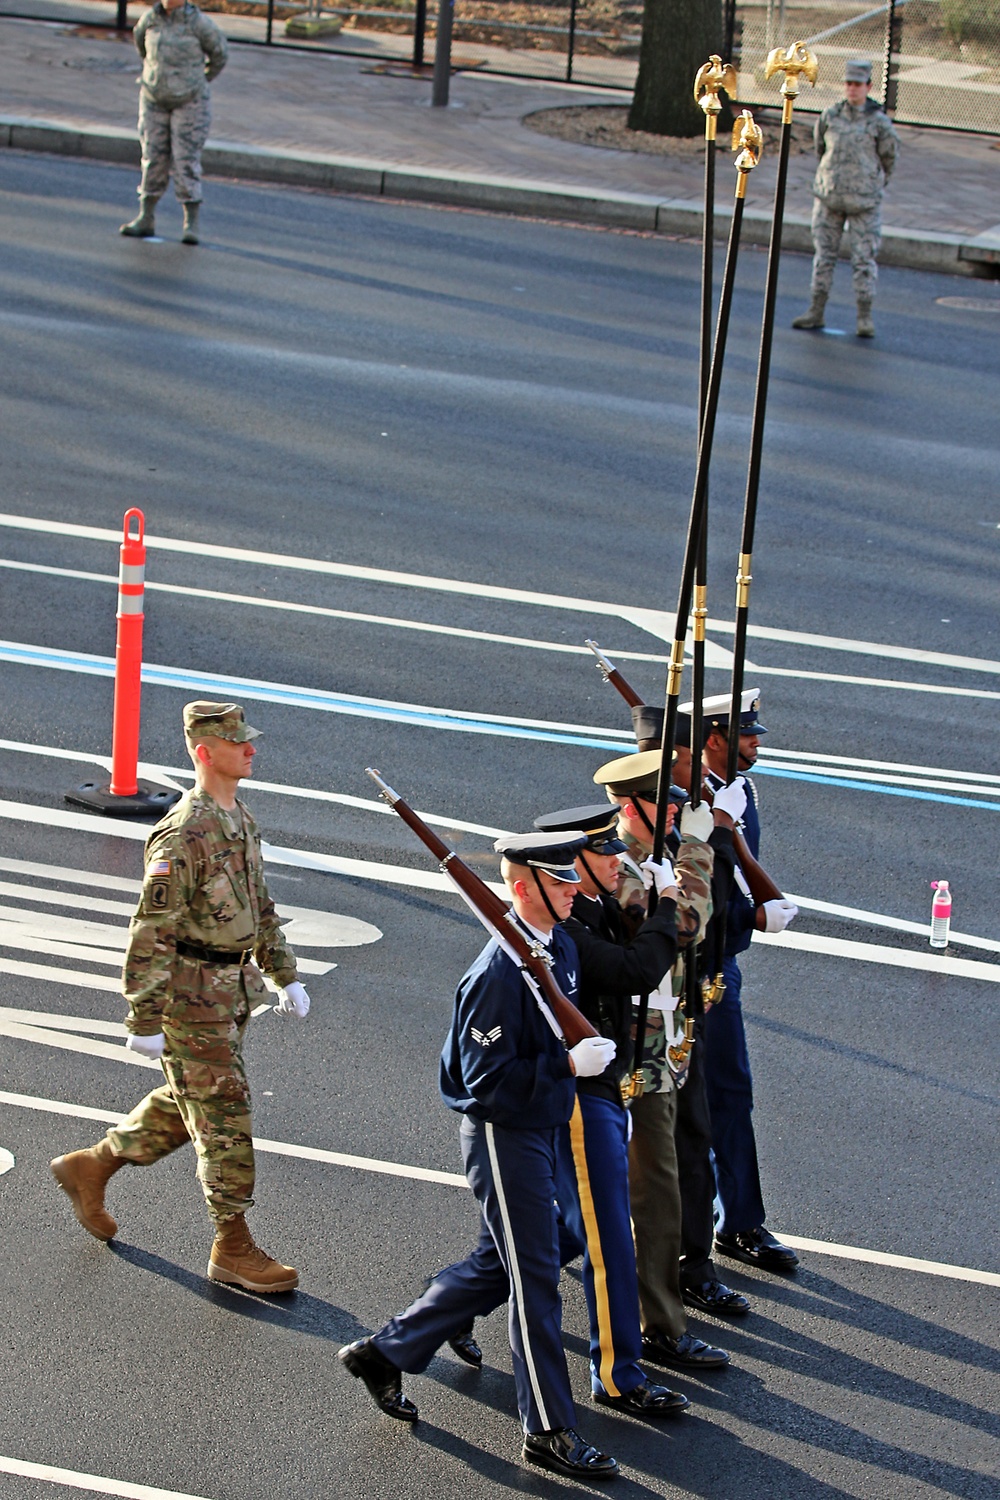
[134,3,228,108]
[617,827,714,1096]
[122,787,297,1035]
[813,98,898,214]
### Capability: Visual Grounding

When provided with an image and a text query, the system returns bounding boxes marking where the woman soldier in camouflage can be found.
[120,0,228,245]
[792,59,899,338]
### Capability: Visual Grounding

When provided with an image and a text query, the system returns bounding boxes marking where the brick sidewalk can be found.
[2,11,999,267]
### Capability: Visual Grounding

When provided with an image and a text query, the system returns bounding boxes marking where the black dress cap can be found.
[534,805,628,855]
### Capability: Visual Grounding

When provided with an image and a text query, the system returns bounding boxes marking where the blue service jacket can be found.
[707,773,760,958]
[439,928,577,1129]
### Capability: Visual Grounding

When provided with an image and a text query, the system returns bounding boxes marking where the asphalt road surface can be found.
[0,151,998,1500]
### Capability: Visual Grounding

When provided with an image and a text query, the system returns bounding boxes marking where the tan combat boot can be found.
[856,298,875,337]
[120,197,158,238]
[208,1216,299,1293]
[181,202,200,245]
[50,1139,126,1241]
[792,294,827,330]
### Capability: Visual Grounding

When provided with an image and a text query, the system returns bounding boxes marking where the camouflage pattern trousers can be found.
[810,200,882,301]
[137,92,211,204]
[108,1002,254,1225]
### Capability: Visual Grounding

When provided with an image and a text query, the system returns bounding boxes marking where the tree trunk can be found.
[629,0,725,137]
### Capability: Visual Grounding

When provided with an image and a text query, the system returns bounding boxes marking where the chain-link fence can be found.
[4,0,998,132]
[730,1,1000,135]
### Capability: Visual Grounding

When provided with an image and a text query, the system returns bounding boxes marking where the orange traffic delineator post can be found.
[66,508,182,818]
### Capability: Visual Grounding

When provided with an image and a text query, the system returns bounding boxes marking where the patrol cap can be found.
[845,59,871,82]
[183,701,262,743]
[682,689,767,737]
[494,832,587,883]
[533,805,628,856]
[630,703,692,752]
[592,748,688,808]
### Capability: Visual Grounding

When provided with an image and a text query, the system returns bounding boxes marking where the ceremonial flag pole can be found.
[690,56,738,797]
[724,42,817,784]
[628,111,762,1092]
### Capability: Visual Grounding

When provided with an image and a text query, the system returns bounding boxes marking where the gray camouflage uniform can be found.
[809,97,898,301]
[132,2,228,204]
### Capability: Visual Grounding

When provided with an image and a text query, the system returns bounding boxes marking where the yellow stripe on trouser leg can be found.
[569,1098,619,1397]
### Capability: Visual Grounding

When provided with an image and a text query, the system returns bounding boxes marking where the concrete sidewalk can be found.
[2,9,999,274]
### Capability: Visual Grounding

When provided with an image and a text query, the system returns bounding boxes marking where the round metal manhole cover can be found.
[935,296,1000,312]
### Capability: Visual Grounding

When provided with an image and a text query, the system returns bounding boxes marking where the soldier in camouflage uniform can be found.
[120,0,228,245]
[793,59,899,338]
[593,749,746,1349]
[51,701,310,1293]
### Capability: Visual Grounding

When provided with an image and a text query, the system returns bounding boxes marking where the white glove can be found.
[712,777,747,823]
[679,802,713,841]
[568,1036,617,1078]
[761,898,799,933]
[126,1032,165,1060]
[274,981,311,1019]
[639,856,676,896]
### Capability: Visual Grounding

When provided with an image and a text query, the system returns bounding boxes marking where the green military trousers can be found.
[109,976,256,1225]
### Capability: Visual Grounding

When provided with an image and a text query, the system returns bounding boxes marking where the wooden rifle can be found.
[365,769,598,1048]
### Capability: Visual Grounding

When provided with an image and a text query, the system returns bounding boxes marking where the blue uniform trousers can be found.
[375,1116,576,1434]
[558,1092,647,1399]
[702,956,766,1235]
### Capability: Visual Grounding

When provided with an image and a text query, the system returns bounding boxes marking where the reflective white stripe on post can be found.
[118,564,146,587]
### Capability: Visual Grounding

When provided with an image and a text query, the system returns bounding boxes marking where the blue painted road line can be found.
[3,639,999,810]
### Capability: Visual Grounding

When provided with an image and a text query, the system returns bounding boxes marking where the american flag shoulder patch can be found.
[150,859,171,876]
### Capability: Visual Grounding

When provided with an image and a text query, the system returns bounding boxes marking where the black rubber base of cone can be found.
[64,780,182,818]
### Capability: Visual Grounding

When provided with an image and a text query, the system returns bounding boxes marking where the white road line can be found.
[787,895,1000,957]
[0,1454,214,1500]
[0,1006,123,1036]
[0,958,122,993]
[0,1149,14,1176]
[3,511,999,678]
[3,558,998,704]
[753,928,1000,981]
[0,1091,465,1186]
[3,1090,997,1287]
[0,640,633,749]
[0,743,515,839]
[776,1236,1000,1288]
[2,804,998,982]
[0,1018,160,1068]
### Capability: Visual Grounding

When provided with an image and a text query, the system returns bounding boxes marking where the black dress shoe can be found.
[682,1280,751,1317]
[593,1378,689,1419]
[716,1227,800,1273]
[338,1338,419,1421]
[523,1427,619,1480]
[448,1326,483,1368]
[641,1328,730,1369]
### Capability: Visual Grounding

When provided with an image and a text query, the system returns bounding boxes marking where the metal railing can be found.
[3,0,997,132]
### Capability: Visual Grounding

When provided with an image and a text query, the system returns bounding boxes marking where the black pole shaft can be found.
[566,0,577,84]
[266,0,274,45]
[689,122,716,810]
[725,107,792,784]
[413,0,427,68]
[653,187,747,866]
[431,0,453,106]
[631,183,748,1076]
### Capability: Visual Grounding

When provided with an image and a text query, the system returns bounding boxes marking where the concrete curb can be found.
[1,115,990,277]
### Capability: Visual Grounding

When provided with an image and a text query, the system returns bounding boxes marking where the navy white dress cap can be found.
[678,688,767,736]
[533,805,628,855]
[494,832,587,883]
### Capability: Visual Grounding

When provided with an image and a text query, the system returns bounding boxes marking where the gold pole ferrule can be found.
[735,552,752,610]
[667,639,685,696]
[692,585,708,642]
